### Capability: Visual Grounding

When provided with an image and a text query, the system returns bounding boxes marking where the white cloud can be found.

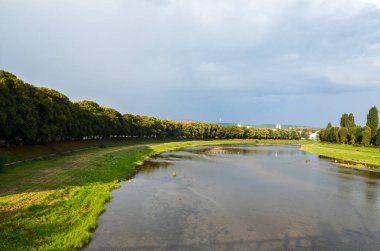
[358,0,380,8]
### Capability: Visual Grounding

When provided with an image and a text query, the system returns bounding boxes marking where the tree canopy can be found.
[367,106,379,143]
[0,70,308,145]
[319,107,379,146]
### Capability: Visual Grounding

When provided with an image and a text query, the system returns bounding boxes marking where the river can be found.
[86,145,380,250]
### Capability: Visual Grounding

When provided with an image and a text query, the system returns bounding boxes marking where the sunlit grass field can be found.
[301,143,380,167]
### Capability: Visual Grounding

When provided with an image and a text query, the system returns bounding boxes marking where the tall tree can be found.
[325,123,332,142]
[362,126,371,146]
[348,113,355,127]
[366,106,379,143]
[348,127,356,144]
[340,113,349,127]
[356,126,363,144]
[0,69,325,144]
[331,127,340,143]
[338,127,349,144]
[376,128,380,146]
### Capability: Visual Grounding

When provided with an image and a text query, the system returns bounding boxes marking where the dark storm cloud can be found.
[1,0,380,126]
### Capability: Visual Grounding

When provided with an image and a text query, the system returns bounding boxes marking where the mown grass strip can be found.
[301,143,380,167]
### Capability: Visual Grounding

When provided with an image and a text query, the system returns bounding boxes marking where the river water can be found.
[86,145,380,250]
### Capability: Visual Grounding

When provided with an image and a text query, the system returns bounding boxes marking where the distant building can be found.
[378,124,380,129]
[276,124,282,129]
[174,120,194,124]
[237,124,252,128]
[309,132,318,140]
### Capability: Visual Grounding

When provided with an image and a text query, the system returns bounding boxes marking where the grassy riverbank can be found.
[0,139,309,166]
[301,143,380,167]
[1,139,276,250]
[0,139,163,164]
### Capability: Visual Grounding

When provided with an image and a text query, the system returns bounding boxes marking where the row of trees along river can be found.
[319,107,379,146]
[0,70,311,145]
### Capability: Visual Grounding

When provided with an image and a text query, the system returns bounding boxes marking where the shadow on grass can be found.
[0,146,155,195]
[0,145,157,249]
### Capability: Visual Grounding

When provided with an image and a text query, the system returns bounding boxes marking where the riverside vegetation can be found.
[301,143,380,167]
[0,70,311,146]
[313,106,380,169]
[318,107,379,146]
[0,139,298,250]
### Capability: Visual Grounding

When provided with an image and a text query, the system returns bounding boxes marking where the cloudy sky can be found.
[1,0,380,126]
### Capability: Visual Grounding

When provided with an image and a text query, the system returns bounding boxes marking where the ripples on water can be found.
[86,145,380,251]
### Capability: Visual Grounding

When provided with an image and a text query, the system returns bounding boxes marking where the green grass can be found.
[256,139,313,145]
[0,139,310,165]
[301,143,380,167]
[0,138,164,164]
[2,139,288,250]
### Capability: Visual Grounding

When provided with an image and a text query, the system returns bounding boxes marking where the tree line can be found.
[0,70,310,145]
[319,107,379,146]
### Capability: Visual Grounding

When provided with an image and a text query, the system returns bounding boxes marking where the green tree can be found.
[338,127,349,144]
[325,123,332,142]
[376,128,380,146]
[348,113,355,127]
[332,127,340,143]
[356,126,363,144]
[348,126,356,144]
[318,129,325,141]
[1,69,324,145]
[362,126,371,146]
[290,129,300,140]
[366,106,379,144]
[340,113,349,127]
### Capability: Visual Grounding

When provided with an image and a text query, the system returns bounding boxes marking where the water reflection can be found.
[87,145,380,251]
[187,145,300,157]
[138,160,172,174]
